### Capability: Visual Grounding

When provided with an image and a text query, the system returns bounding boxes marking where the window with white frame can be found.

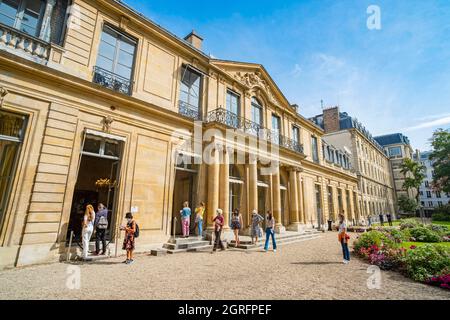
[0,0,45,37]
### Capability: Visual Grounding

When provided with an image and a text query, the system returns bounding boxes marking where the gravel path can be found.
[0,232,449,300]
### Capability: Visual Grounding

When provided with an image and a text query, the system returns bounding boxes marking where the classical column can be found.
[219,148,230,230]
[297,172,305,224]
[39,0,57,42]
[207,147,220,231]
[332,185,339,222]
[248,155,258,214]
[288,168,302,232]
[272,165,285,234]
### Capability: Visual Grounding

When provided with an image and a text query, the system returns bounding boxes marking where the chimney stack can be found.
[184,30,203,50]
[323,106,340,133]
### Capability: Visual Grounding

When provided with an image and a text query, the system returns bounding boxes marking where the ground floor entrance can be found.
[66,132,123,242]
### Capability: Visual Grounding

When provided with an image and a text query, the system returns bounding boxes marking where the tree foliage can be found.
[398,195,418,214]
[430,129,450,193]
[400,158,426,204]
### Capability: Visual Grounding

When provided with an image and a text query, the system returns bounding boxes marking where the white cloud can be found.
[403,116,450,132]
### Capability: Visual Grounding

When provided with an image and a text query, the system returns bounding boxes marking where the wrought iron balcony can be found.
[0,23,50,61]
[207,108,304,155]
[93,66,133,95]
[179,101,202,120]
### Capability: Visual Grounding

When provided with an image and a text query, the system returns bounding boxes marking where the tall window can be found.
[292,126,300,145]
[251,98,263,126]
[226,90,240,115]
[179,65,202,117]
[0,110,27,231]
[226,90,240,128]
[0,0,45,37]
[311,136,319,163]
[94,25,137,95]
[271,114,281,145]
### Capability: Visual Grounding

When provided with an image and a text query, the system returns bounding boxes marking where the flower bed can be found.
[353,222,450,290]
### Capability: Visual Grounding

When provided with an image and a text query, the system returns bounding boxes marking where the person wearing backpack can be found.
[94,203,109,256]
[120,212,137,265]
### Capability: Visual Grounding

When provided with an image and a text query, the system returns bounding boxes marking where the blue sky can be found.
[124,0,450,151]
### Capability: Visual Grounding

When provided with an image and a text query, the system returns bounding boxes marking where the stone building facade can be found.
[0,0,360,269]
[311,107,396,221]
[374,133,416,205]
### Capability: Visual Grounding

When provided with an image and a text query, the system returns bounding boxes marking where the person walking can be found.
[194,202,205,237]
[180,201,192,238]
[367,215,372,227]
[94,203,108,255]
[120,212,137,265]
[379,214,385,227]
[231,209,243,247]
[338,214,350,264]
[264,211,277,253]
[387,214,393,227]
[250,210,264,245]
[212,209,226,252]
[81,204,95,261]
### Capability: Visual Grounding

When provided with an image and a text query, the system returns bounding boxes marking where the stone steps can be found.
[159,237,214,255]
[229,230,322,250]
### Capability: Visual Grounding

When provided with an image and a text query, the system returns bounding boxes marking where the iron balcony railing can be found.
[93,66,133,95]
[207,108,304,155]
[179,101,202,120]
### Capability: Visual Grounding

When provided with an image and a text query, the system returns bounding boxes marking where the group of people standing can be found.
[178,202,278,253]
[79,201,353,265]
[367,213,393,227]
[81,204,137,265]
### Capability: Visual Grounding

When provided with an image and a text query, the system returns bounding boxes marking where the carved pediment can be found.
[233,71,279,106]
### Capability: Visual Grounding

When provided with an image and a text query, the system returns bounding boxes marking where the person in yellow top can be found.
[194,202,205,237]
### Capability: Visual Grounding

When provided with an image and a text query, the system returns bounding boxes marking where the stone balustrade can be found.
[0,23,50,60]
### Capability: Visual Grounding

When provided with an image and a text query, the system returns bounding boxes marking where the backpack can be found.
[134,223,140,238]
[97,215,108,230]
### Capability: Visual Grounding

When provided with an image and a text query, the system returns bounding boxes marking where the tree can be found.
[397,195,418,216]
[429,129,450,193]
[400,158,426,221]
[400,158,426,205]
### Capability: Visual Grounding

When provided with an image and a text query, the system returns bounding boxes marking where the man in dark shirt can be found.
[387,214,393,227]
[94,203,109,255]
[379,214,385,227]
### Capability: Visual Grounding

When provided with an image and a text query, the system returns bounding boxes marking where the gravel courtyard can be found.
[0,232,449,300]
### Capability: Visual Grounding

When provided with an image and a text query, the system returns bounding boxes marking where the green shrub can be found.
[409,227,442,243]
[401,244,450,281]
[400,218,422,230]
[433,213,450,222]
[427,224,449,236]
[381,227,408,243]
[354,231,396,253]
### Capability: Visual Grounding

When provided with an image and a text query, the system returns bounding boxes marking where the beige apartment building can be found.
[311,107,396,222]
[374,133,417,205]
[0,0,360,269]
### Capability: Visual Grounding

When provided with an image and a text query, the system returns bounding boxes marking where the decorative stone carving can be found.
[0,87,9,108]
[234,71,279,105]
[102,115,114,133]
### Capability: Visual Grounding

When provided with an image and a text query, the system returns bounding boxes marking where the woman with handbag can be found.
[338,214,350,264]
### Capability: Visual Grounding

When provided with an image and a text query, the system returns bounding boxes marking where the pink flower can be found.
[410,245,417,250]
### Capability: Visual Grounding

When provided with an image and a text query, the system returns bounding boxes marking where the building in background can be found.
[0,0,360,269]
[415,151,450,216]
[374,133,417,207]
[310,107,396,223]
